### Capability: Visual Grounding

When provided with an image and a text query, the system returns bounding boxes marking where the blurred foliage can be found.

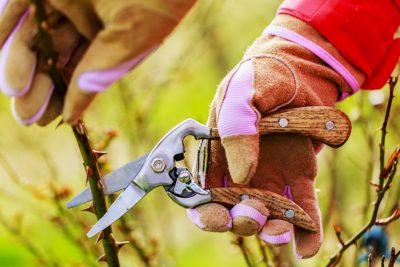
[0,0,398,266]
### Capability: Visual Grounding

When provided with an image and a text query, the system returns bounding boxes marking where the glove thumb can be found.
[217,59,260,184]
[221,134,259,184]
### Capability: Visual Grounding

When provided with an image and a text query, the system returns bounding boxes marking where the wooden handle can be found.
[210,188,317,232]
[211,106,351,147]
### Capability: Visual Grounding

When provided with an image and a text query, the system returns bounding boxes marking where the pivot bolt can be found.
[240,194,250,201]
[325,120,335,130]
[278,118,289,128]
[151,158,166,173]
[284,209,295,219]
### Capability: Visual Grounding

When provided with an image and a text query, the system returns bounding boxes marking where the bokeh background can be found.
[0,0,398,266]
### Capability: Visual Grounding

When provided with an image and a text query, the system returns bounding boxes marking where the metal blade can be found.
[66,154,148,208]
[87,182,146,237]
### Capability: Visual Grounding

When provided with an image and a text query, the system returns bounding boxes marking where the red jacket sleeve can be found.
[278,0,400,89]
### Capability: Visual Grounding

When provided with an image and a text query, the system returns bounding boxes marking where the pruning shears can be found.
[67,106,351,238]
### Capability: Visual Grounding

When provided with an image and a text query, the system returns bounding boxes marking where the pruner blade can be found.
[87,182,146,237]
[66,154,148,208]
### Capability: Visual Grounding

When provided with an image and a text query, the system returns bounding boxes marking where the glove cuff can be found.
[267,15,365,101]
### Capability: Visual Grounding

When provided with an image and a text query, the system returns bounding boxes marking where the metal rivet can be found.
[278,118,289,128]
[240,194,250,201]
[284,209,295,219]
[325,120,335,130]
[151,158,166,173]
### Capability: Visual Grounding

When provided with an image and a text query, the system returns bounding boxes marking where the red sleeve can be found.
[278,0,400,89]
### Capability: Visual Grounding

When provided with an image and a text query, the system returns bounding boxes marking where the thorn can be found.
[97,254,106,262]
[106,129,118,139]
[95,231,105,244]
[47,58,54,66]
[85,166,93,178]
[332,222,341,235]
[97,179,104,190]
[93,150,107,160]
[369,181,380,190]
[75,122,86,135]
[81,204,95,214]
[55,118,64,129]
[41,20,51,31]
[115,241,129,251]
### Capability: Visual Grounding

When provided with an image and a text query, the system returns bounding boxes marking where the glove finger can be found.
[0,0,28,46]
[51,20,81,67]
[35,91,63,126]
[62,1,195,124]
[249,134,319,253]
[12,73,58,125]
[259,220,292,246]
[0,9,37,96]
[47,0,101,40]
[230,199,268,236]
[5,17,80,125]
[186,203,232,232]
[290,176,322,259]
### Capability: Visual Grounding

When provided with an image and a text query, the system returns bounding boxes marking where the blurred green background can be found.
[0,0,398,266]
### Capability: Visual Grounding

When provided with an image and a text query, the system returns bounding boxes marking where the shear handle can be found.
[210,188,317,232]
[210,106,351,148]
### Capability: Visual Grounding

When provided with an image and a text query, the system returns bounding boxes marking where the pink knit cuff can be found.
[230,204,267,230]
[259,230,292,245]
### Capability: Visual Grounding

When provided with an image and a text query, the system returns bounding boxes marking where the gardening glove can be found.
[187,15,365,258]
[0,0,195,125]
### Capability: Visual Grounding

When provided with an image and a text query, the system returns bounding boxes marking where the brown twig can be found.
[233,236,253,267]
[28,1,121,266]
[378,78,397,190]
[387,248,400,267]
[375,208,400,225]
[326,77,399,266]
[256,236,273,267]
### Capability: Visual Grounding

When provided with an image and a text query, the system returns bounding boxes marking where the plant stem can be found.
[28,1,121,266]
[256,236,273,267]
[72,123,120,266]
[326,78,399,266]
[234,236,253,267]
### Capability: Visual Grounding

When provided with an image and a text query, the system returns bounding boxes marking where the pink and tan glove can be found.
[187,15,365,258]
[0,0,195,125]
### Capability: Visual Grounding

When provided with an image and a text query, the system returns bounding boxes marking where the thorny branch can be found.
[326,77,399,266]
[29,1,122,266]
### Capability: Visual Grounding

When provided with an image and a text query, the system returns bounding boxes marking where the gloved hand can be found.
[0,0,195,125]
[187,15,364,258]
